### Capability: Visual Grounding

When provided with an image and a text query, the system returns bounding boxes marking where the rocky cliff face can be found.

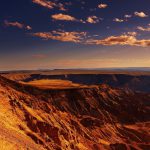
[0,76,149,150]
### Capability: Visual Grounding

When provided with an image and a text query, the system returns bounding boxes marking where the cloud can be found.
[51,13,77,21]
[31,29,150,47]
[31,30,87,43]
[32,0,67,11]
[98,4,108,9]
[79,19,86,24]
[86,16,100,24]
[31,30,150,47]
[137,26,150,31]
[57,3,67,11]
[4,20,32,30]
[134,12,148,18]
[124,14,132,18]
[51,14,98,23]
[113,18,124,22]
[4,20,24,29]
[126,32,137,36]
[26,25,32,30]
[86,35,150,47]
[32,0,56,9]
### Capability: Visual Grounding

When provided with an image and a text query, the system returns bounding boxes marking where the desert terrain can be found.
[1,0,150,149]
[0,70,150,150]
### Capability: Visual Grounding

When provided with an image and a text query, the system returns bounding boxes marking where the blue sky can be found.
[0,0,150,70]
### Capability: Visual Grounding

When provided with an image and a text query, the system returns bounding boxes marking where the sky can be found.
[0,0,150,70]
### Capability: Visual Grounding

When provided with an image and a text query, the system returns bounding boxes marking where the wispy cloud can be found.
[31,30,150,47]
[87,35,150,47]
[32,0,56,9]
[32,0,67,11]
[31,30,87,43]
[4,20,32,30]
[137,26,150,31]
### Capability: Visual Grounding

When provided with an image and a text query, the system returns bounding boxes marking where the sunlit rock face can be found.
[0,75,150,150]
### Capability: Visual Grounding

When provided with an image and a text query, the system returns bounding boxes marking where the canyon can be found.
[2,71,150,92]
[0,71,150,150]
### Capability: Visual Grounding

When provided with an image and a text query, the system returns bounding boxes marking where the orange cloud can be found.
[52,14,102,24]
[31,30,150,47]
[87,35,150,47]
[86,16,100,24]
[51,13,77,21]
[31,30,87,43]
[32,0,67,11]
[134,11,148,18]
[98,4,108,9]
[32,0,56,9]
[4,20,32,30]
[30,25,150,47]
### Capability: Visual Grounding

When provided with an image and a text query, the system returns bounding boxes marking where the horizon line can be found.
[0,67,150,72]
